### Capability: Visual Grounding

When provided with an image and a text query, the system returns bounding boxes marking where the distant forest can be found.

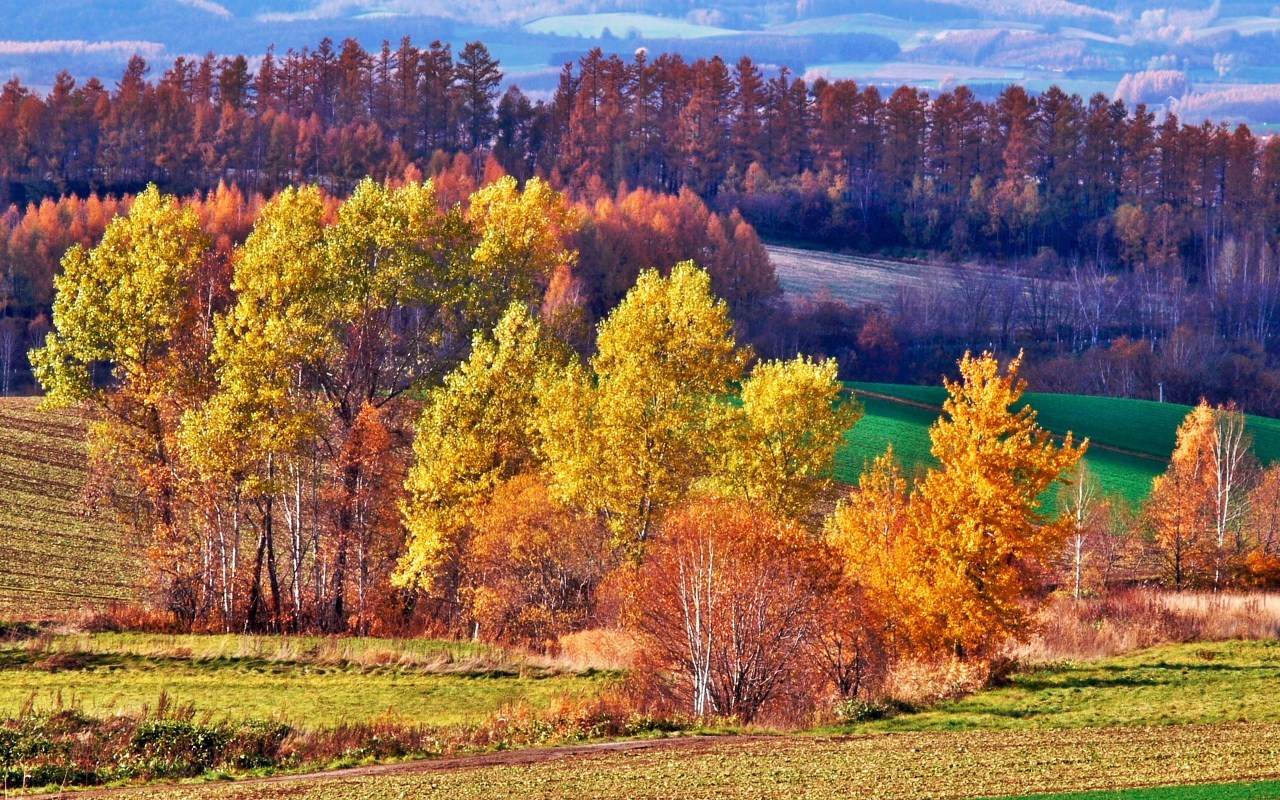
[5,36,1280,412]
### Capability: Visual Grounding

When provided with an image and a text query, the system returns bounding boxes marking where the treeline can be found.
[11,37,1280,410]
[4,36,1279,270]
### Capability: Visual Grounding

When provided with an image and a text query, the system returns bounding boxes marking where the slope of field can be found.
[768,244,957,307]
[0,397,137,619]
[838,385,1169,506]
[854,384,1280,465]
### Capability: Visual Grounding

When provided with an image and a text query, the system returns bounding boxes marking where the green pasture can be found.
[997,780,1280,800]
[839,383,1280,506]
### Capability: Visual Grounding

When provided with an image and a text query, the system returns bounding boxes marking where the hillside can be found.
[835,384,1280,506]
[0,397,137,619]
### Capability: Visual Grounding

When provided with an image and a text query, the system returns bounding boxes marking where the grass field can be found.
[838,383,1280,506]
[0,396,137,618]
[850,640,1280,732]
[0,632,610,729]
[1001,781,1280,800]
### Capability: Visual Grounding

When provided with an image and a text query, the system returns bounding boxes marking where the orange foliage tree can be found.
[635,499,834,721]
[828,353,1085,667]
[1145,401,1257,588]
[462,473,613,646]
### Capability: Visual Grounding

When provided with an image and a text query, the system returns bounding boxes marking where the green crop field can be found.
[0,396,137,619]
[999,780,1280,800]
[0,632,610,729]
[838,383,1280,507]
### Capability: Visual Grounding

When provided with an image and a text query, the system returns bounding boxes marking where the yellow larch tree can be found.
[904,351,1085,658]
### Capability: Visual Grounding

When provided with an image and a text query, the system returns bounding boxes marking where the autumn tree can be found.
[396,303,556,599]
[461,473,613,645]
[538,261,750,550]
[900,353,1084,657]
[31,187,214,622]
[822,447,912,697]
[636,498,833,721]
[1146,401,1257,588]
[711,356,861,517]
[1058,463,1108,600]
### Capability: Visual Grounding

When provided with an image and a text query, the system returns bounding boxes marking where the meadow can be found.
[5,634,1280,797]
[0,632,609,729]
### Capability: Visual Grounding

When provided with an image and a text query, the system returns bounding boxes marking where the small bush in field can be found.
[834,697,899,723]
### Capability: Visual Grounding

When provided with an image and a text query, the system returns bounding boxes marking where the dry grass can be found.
[556,629,641,672]
[1012,590,1280,663]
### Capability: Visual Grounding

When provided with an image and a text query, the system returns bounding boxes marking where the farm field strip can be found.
[767,244,1049,309]
[996,779,1280,800]
[0,632,612,729]
[85,722,1280,800]
[768,244,953,306]
[0,396,138,618]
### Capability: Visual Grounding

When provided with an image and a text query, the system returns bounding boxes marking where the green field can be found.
[849,640,1280,732]
[0,632,609,729]
[7,638,1280,798]
[838,383,1280,506]
[1001,781,1280,800]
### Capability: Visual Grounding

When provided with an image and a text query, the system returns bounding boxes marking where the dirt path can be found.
[30,735,778,799]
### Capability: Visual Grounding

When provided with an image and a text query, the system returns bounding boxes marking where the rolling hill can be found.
[838,383,1280,507]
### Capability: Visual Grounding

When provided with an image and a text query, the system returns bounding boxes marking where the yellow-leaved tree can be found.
[538,261,751,549]
[906,351,1085,657]
[30,186,211,622]
[395,302,556,594]
[711,356,862,518]
[822,446,911,696]
[178,185,332,632]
